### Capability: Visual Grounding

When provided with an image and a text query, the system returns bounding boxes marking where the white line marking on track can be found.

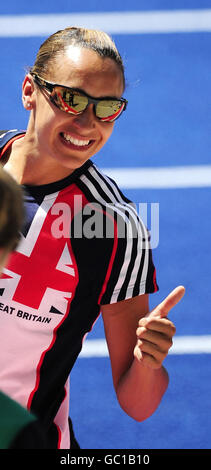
[79,336,211,357]
[101,165,211,189]
[0,9,211,36]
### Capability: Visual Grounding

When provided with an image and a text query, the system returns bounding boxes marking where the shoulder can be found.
[80,162,132,205]
[0,130,26,158]
[78,163,140,227]
[0,129,25,143]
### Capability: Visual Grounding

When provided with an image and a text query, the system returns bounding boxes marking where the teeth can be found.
[62,133,90,146]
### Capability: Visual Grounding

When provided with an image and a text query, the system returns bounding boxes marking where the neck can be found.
[3,131,74,186]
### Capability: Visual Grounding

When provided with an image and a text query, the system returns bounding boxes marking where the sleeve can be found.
[99,201,159,305]
[0,130,26,158]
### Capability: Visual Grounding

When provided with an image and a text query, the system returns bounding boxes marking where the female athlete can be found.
[0,27,185,449]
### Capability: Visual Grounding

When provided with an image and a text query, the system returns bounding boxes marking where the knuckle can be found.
[136,326,146,337]
[138,317,148,327]
[172,324,176,335]
[168,337,173,348]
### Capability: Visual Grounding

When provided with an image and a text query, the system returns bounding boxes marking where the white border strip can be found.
[0,9,211,37]
[79,335,211,357]
[101,165,211,189]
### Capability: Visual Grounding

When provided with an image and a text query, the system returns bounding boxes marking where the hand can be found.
[134,286,185,369]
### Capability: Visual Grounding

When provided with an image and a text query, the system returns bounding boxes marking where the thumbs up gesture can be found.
[134,286,185,369]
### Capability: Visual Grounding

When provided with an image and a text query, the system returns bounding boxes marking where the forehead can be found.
[48,45,124,98]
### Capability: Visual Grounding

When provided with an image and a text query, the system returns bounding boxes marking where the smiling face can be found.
[23,46,124,178]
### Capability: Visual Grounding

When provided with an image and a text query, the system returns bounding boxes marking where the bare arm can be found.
[101,286,185,422]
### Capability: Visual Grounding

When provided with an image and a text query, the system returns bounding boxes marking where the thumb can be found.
[149,285,185,318]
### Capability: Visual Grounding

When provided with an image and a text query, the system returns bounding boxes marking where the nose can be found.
[71,104,96,130]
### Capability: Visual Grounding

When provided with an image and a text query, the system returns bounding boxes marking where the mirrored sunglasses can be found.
[32,73,128,122]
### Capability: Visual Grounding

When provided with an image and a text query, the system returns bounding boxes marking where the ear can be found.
[22,74,35,111]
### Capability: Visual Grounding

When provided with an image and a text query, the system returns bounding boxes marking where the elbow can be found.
[116,370,169,422]
[117,397,164,423]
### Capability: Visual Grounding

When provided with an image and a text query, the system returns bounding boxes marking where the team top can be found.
[0,130,158,449]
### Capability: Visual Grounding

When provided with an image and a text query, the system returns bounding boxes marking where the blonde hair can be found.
[30,26,125,89]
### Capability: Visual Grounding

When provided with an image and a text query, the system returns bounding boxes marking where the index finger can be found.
[150,285,185,318]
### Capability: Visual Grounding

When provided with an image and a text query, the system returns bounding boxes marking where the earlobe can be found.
[22,74,35,110]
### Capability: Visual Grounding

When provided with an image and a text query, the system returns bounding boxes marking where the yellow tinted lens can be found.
[96,100,123,119]
[71,91,88,112]
[53,87,88,113]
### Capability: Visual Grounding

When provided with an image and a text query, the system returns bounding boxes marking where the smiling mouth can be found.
[60,132,92,148]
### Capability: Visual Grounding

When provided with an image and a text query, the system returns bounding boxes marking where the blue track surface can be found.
[1,1,210,450]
